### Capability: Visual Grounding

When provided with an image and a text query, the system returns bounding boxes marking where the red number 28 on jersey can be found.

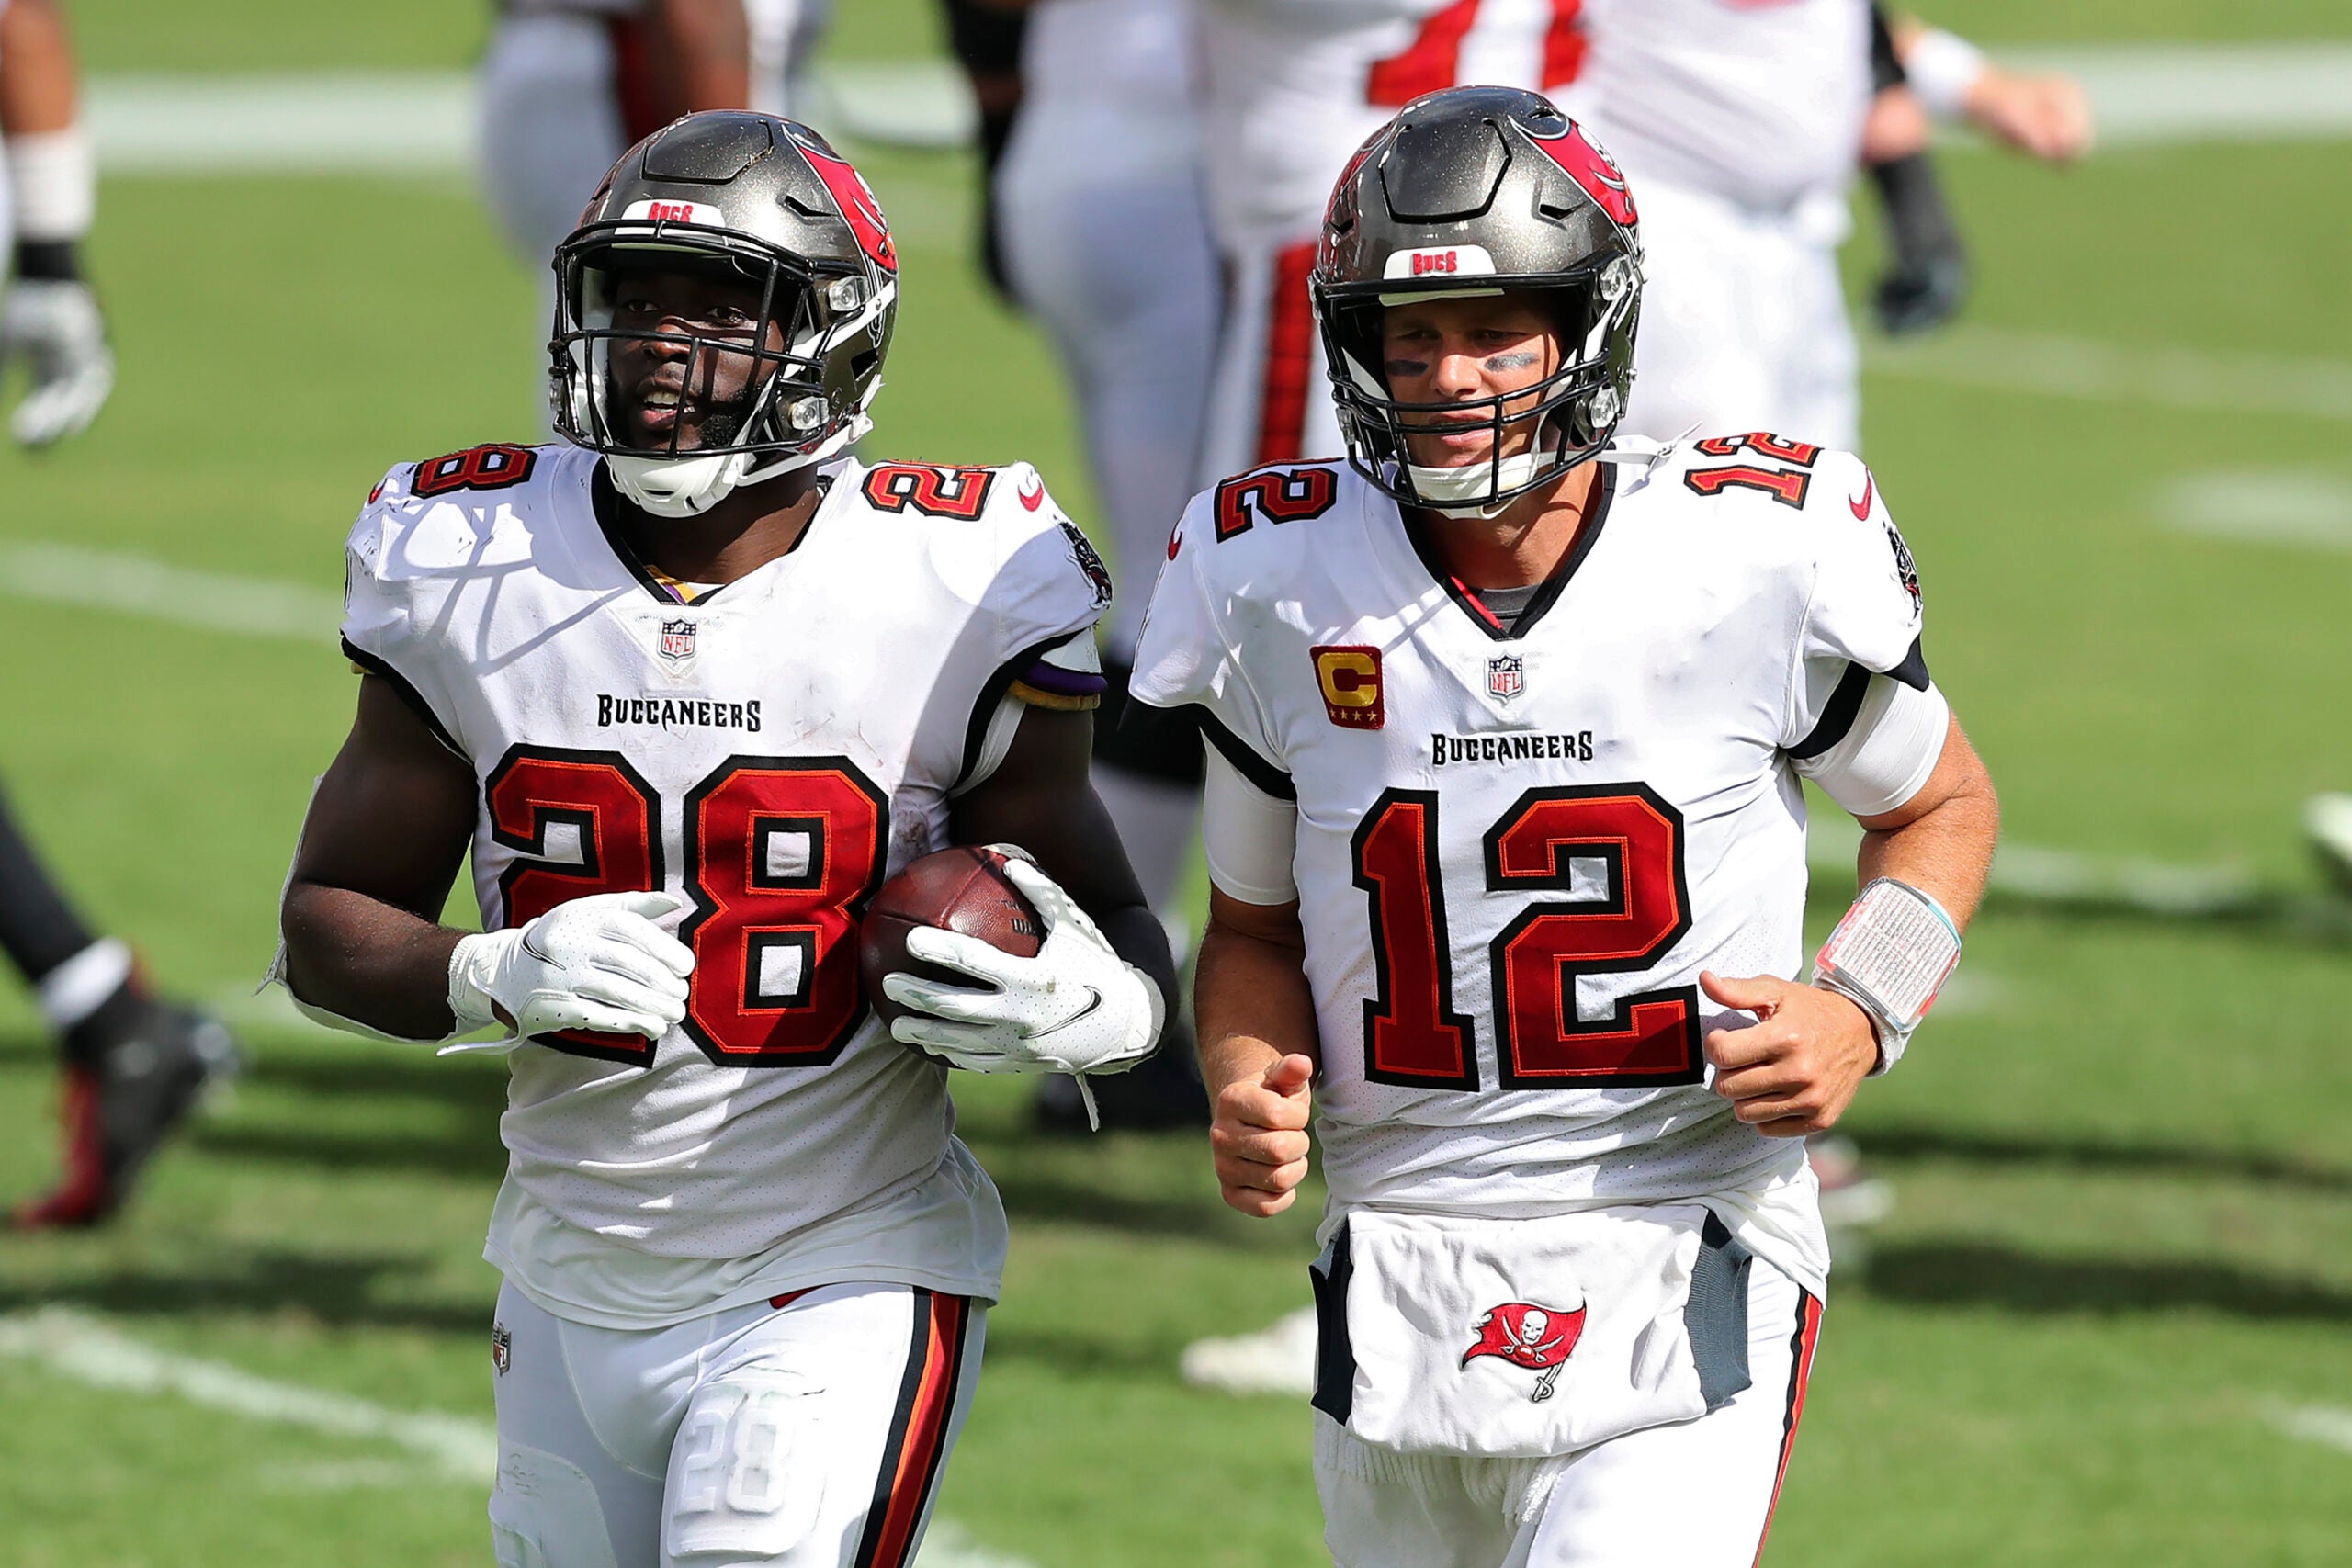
[485,746,888,1067]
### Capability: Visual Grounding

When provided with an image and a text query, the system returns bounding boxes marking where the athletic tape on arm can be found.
[1203,745,1298,906]
[1793,676,1949,818]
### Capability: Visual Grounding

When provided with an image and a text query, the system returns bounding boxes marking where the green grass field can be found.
[1,2,2349,1563]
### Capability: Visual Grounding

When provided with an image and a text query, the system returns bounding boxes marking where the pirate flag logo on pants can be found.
[1463,1300,1588,1403]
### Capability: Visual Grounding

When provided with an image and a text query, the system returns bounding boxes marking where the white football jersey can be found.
[1561,0,1871,214]
[1131,438,1927,1294]
[341,443,1109,1303]
[1197,0,1589,245]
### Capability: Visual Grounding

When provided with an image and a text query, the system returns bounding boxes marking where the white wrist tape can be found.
[1904,28,1988,122]
[1810,877,1961,1073]
[6,125,97,242]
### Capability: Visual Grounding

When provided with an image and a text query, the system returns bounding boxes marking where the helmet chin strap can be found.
[604,412,872,519]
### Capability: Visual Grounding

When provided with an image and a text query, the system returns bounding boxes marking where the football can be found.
[860,845,1045,1026]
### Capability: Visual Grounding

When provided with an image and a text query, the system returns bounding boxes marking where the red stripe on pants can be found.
[1255,241,1321,468]
[854,1292,972,1568]
[1752,1290,1825,1566]
[1543,0,1589,88]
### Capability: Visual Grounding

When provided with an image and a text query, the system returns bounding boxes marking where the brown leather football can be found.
[861,845,1044,1025]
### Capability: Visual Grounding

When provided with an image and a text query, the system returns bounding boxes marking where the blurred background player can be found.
[0,0,241,1228]
[479,0,829,275]
[1565,0,2091,449]
[974,0,1221,1128]
[2,0,110,446]
[1195,0,1587,485]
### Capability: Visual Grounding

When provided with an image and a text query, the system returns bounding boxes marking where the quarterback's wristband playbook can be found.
[1809,877,1961,1074]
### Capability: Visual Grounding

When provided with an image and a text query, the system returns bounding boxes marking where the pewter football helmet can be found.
[1313,86,1643,513]
[552,111,899,517]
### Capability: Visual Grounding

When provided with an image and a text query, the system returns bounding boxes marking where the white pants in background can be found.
[489,1280,985,1568]
[1317,1259,1823,1568]
[993,27,1218,657]
[1619,179,1860,453]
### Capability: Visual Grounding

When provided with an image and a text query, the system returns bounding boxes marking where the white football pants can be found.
[995,96,1218,660]
[1618,179,1860,453]
[1317,1259,1822,1568]
[1198,229,1345,492]
[489,1280,985,1568]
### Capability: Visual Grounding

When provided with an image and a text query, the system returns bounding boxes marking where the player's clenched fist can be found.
[1699,970,1880,1139]
[1212,1053,1315,1217]
[448,891,695,1041]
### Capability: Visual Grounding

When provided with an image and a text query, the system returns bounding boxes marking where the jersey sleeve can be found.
[1783,451,1930,756]
[341,462,466,753]
[979,463,1113,708]
[1126,486,1291,793]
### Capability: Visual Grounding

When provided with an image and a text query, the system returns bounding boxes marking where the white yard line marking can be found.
[1998,43,2352,148]
[0,1307,1030,1566]
[1865,327,2352,425]
[2267,1404,2352,1456]
[1807,816,2264,918]
[0,1305,495,1483]
[78,43,2352,175]
[2159,470,2352,553]
[0,540,342,642]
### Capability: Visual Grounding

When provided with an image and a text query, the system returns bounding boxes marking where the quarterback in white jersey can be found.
[1136,90,1996,1564]
[275,113,1174,1568]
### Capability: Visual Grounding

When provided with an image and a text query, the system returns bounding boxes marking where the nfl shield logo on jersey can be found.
[1487,654,1525,703]
[659,617,698,673]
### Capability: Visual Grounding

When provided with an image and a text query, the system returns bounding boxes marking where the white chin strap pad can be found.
[604,413,870,518]
[1406,452,1547,517]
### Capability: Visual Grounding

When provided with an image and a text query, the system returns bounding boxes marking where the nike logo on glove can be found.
[1041,987,1102,1034]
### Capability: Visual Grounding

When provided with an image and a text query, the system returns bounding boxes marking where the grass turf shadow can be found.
[0,1247,490,1336]
[1854,1122,2352,1196]
[1861,1241,2352,1323]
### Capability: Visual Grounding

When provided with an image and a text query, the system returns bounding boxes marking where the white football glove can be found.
[3,278,116,447]
[882,857,1164,1080]
[448,890,695,1043]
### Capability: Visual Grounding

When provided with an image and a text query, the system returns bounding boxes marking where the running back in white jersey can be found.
[1563,0,1871,213]
[1131,437,1927,1293]
[342,444,1108,1272]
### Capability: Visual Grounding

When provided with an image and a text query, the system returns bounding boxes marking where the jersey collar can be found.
[587,457,848,608]
[1393,459,1618,643]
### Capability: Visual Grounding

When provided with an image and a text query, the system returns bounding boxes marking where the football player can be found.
[273,112,1174,1568]
[1134,89,1997,1563]
[2,0,112,446]
[988,0,1223,1127]
[2,0,241,1228]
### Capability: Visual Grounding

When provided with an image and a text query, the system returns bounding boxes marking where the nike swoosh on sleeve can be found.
[1849,471,1875,519]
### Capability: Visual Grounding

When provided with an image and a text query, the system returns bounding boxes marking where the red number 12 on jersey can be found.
[1352,784,1702,1091]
